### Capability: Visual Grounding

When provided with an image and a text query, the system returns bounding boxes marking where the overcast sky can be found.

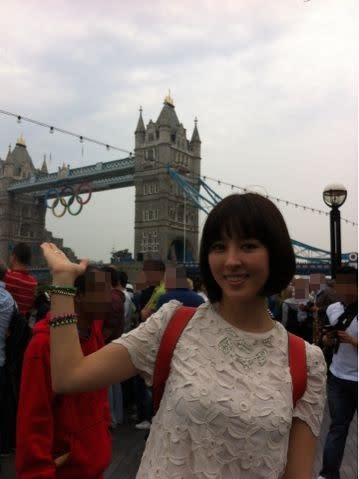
[0,0,357,262]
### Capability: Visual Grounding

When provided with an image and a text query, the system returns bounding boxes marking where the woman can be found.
[42,193,326,479]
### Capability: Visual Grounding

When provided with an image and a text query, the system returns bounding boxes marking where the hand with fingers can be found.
[41,242,89,286]
[337,330,358,347]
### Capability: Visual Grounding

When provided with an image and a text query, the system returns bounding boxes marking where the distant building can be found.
[0,137,76,266]
[111,249,133,264]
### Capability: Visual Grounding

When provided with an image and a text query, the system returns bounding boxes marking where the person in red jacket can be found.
[16,267,112,479]
[5,242,37,317]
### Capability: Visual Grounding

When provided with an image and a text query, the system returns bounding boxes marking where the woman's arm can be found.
[42,243,138,394]
[282,418,317,479]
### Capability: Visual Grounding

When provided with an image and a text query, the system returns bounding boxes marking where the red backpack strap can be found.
[152,306,196,414]
[288,332,307,407]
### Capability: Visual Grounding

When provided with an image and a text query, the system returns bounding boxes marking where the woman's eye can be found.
[241,242,257,250]
[210,242,225,252]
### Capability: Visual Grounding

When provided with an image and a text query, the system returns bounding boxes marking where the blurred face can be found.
[76,271,112,321]
[164,266,188,289]
[144,269,163,286]
[208,236,269,304]
[335,274,358,305]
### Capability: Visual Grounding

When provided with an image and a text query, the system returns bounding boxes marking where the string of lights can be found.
[1,108,356,226]
[199,174,358,227]
[0,109,132,155]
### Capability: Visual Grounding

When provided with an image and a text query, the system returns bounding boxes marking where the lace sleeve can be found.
[112,300,181,385]
[292,342,327,436]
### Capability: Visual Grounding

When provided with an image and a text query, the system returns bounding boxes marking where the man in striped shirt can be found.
[5,243,37,318]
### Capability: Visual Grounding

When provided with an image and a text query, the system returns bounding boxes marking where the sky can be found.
[0,0,357,262]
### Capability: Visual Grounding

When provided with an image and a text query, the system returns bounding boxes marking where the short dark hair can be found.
[100,266,119,288]
[199,193,296,302]
[74,265,111,295]
[118,271,128,288]
[143,259,165,272]
[12,242,32,265]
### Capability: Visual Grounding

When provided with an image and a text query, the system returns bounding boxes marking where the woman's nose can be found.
[224,244,243,265]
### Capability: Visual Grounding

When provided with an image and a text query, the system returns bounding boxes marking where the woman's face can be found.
[208,236,269,303]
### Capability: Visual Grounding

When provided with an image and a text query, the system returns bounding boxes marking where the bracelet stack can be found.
[49,313,78,328]
[47,285,77,297]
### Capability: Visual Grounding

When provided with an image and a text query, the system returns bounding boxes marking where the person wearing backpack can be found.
[41,193,326,479]
[318,268,358,479]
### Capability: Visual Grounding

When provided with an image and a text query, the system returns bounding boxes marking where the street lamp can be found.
[323,183,347,278]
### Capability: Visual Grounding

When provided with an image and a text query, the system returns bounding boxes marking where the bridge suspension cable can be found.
[0,108,132,155]
[168,167,357,263]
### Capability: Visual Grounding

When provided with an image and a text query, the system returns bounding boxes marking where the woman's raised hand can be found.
[40,242,89,285]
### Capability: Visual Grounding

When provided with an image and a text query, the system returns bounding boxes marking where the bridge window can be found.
[148,133,154,142]
[146,149,156,161]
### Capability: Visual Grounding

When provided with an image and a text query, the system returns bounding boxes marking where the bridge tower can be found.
[134,95,201,262]
[0,137,47,264]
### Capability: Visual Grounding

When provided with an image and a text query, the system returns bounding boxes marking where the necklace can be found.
[215,306,278,369]
[214,303,275,333]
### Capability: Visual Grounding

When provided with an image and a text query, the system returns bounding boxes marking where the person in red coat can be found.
[16,267,112,479]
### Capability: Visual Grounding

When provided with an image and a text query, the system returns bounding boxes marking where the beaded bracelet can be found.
[47,285,77,297]
[49,313,78,328]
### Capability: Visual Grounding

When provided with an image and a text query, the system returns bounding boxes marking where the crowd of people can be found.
[0,192,357,479]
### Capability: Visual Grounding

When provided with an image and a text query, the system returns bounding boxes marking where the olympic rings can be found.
[44,182,92,218]
[67,195,83,216]
[75,182,92,205]
[51,197,67,218]
[45,188,60,209]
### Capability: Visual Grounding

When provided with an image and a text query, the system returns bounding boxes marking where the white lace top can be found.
[114,301,326,479]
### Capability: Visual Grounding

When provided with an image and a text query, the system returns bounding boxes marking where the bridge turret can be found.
[156,94,179,144]
[190,118,201,176]
[7,136,36,180]
[3,145,15,177]
[40,155,48,174]
[0,138,46,267]
[135,107,146,148]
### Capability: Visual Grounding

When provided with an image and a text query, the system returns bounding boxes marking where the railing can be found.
[7,157,135,194]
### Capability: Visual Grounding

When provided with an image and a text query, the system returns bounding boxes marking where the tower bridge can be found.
[0,95,356,272]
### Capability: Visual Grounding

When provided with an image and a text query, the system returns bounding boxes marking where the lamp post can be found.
[323,183,347,278]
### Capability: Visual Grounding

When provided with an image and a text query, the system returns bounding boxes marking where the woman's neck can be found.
[217,297,274,333]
